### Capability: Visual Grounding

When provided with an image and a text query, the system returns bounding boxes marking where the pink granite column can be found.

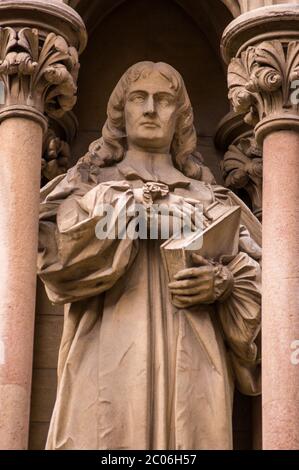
[0,0,85,451]
[222,3,299,450]
[262,129,299,450]
[0,112,46,449]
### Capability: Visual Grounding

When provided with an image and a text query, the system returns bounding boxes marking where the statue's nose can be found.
[143,95,155,115]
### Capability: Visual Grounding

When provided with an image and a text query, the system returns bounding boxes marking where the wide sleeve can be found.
[38,177,139,304]
[217,250,261,396]
[213,185,262,396]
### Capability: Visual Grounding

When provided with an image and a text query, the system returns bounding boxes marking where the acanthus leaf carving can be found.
[228,40,299,128]
[0,27,79,119]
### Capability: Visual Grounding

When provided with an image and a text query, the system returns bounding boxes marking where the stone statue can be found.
[38,62,262,450]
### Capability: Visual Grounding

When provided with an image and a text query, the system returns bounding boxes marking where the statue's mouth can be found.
[140,122,160,128]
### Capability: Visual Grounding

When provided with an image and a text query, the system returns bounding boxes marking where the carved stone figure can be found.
[38,62,262,450]
[222,136,263,221]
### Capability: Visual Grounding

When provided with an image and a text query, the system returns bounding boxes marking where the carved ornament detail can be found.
[41,128,71,182]
[228,40,299,127]
[222,137,263,221]
[221,0,299,18]
[0,27,79,118]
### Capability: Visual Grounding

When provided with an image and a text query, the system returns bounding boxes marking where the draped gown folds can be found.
[38,152,262,450]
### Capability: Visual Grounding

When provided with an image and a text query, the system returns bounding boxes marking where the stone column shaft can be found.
[0,0,86,449]
[223,4,299,449]
[0,116,44,449]
[262,130,299,449]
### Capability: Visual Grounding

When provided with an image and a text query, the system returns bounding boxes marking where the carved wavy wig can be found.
[84,61,205,179]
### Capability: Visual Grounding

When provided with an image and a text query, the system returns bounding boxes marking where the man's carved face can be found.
[124,71,178,153]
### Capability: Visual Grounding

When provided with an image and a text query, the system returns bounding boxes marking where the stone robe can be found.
[38,152,262,450]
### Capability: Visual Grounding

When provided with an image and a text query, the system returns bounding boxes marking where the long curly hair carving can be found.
[81,61,209,180]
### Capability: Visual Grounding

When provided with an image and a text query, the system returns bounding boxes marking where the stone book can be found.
[160,203,241,282]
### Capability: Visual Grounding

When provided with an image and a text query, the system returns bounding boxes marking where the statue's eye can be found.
[131,94,145,103]
[158,96,173,107]
[160,99,170,107]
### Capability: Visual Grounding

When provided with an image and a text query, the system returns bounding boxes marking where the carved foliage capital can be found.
[0,27,79,118]
[228,40,299,128]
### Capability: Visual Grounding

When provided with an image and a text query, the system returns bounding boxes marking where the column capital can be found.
[222,4,299,63]
[0,0,87,131]
[223,5,299,144]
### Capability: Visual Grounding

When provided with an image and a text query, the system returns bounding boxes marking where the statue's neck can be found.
[119,149,190,188]
[125,149,174,175]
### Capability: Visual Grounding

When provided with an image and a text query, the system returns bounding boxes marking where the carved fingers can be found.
[169,253,235,309]
[169,265,216,307]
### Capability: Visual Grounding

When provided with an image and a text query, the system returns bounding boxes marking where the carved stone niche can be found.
[0,0,87,126]
[215,111,263,221]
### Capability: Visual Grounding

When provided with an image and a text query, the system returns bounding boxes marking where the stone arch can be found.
[70,0,234,38]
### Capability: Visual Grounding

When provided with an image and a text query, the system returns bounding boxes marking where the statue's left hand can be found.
[169,254,234,309]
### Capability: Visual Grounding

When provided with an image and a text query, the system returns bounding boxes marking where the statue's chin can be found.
[129,135,171,152]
